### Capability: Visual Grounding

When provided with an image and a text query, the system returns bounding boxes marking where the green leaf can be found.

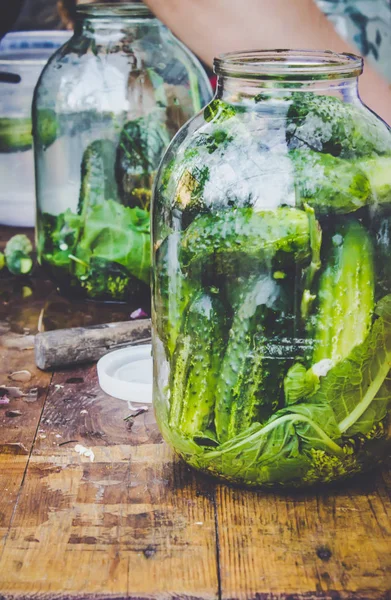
[375,294,391,322]
[193,430,219,447]
[192,402,343,486]
[314,294,391,435]
[78,199,151,284]
[203,99,245,123]
[284,363,320,405]
[130,206,151,234]
[274,403,342,453]
[161,391,346,486]
[199,420,310,486]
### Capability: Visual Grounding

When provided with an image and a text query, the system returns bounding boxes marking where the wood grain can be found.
[0,327,52,548]
[0,368,219,599]
[216,470,391,599]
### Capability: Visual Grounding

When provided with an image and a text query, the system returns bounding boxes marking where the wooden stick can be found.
[35,319,151,370]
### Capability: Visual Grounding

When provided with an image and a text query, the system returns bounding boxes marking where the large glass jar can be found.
[152,50,391,488]
[33,2,211,303]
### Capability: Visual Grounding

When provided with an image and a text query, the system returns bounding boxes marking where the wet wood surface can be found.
[0,227,390,599]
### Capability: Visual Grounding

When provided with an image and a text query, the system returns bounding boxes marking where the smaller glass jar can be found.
[33,2,211,303]
[0,31,71,227]
[152,50,391,489]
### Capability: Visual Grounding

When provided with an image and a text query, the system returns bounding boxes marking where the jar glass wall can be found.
[152,50,391,488]
[33,3,211,303]
[0,31,71,227]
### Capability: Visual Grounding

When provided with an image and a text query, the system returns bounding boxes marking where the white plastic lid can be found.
[97,344,153,404]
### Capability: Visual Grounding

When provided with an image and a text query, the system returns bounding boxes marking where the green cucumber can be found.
[115,112,170,210]
[215,275,293,443]
[358,156,391,204]
[0,118,32,152]
[154,232,197,357]
[34,109,58,149]
[290,149,371,215]
[169,291,225,438]
[181,207,311,278]
[312,220,375,364]
[78,139,119,217]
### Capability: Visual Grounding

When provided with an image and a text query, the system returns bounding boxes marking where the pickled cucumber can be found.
[0,118,32,152]
[312,220,375,364]
[155,232,196,356]
[181,206,312,277]
[78,139,119,216]
[169,291,225,439]
[215,275,293,442]
[116,112,170,209]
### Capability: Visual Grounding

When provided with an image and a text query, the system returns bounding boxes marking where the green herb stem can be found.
[207,414,344,459]
[68,254,89,268]
[338,359,391,433]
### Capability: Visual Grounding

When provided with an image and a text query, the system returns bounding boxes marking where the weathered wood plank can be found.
[0,338,52,548]
[0,456,29,551]
[216,468,391,599]
[0,368,219,599]
[32,366,161,450]
[0,226,149,565]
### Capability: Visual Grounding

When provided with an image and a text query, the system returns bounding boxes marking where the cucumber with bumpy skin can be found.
[358,156,391,204]
[290,149,371,215]
[155,232,197,357]
[78,139,119,217]
[181,207,311,278]
[215,274,293,443]
[169,291,225,439]
[312,220,375,365]
[34,109,58,149]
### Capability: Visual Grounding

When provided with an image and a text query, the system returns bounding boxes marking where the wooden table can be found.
[0,227,390,600]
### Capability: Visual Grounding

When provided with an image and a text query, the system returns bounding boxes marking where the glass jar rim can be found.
[76,2,153,18]
[214,49,363,80]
